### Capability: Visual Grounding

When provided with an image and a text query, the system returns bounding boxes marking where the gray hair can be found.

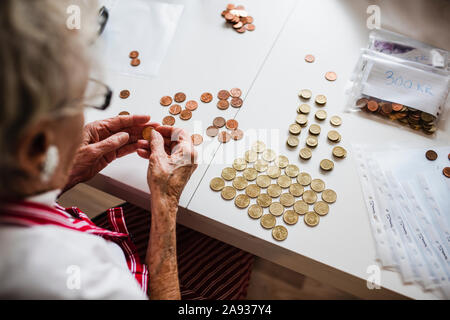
[0,0,98,193]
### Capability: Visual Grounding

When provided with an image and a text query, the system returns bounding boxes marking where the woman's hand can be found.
[63,115,157,192]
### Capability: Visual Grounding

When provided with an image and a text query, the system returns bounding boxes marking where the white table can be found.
[85,0,450,299]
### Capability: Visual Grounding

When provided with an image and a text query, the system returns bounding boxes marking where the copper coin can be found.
[185,100,198,111]
[356,98,368,108]
[325,71,337,81]
[221,10,228,17]
[226,119,239,130]
[218,131,231,143]
[392,103,403,112]
[174,92,186,103]
[443,167,450,178]
[425,150,438,161]
[120,90,130,99]
[162,116,175,126]
[206,126,219,137]
[232,16,240,23]
[381,102,392,114]
[224,13,234,21]
[245,24,255,31]
[129,51,139,59]
[233,21,243,29]
[119,111,130,116]
[305,54,315,63]
[217,99,230,110]
[131,58,140,67]
[180,109,192,120]
[226,4,235,10]
[160,96,172,106]
[236,27,246,33]
[201,92,213,103]
[231,129,244,141]
[236,5,245,10]
[218,90,230,100]
[191,134,203,146]
[213,117,226,128]
[367,100,379,112]
[231,97,243,108]
[230,88,242,98]
[169,104,182,115]
[246,16,254,24]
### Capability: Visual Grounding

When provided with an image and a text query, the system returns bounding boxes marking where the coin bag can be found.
[96,0,184,78]
[346,48,449,134]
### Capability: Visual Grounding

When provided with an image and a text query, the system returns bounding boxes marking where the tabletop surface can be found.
[85,0,450,299]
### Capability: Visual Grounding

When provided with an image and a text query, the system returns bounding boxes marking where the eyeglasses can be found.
[82,78,112,110]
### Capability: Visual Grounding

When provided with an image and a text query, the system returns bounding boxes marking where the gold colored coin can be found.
[332,146,347,158]
[289,123,302,135]
[299,89,312,100]
[280,193,295,207]
[320,159,334,171]
[304,211,320,227]
[256,175,271,188]
[246,184,261,198]
[315,110,327,121]
[299,147,312,160]
[267,166,281,179]
[233,176,248,190]
[277,175,292,188]
[252,141,266,153]
[235,194,250,209]
[243,168,258,181]
[289,183,304,197]
[210,177,225,191]
[314,201,329,216]
[309,124,321,135]
[245,150,258,163]
[272,225,288,241]
[322,189,337,203]
[254,159,269,172]
[296,114,308,126]
[330,115,342,126]
[275,155,289,168]
[297,104,311,114]
[297,172,312,186]
[303,190,317,204]
[262,149,277,162]
[315,94,327,105]
[269,202,284,216]
[286,136,299,148]
[221,167,236,181]
[248,204,263,219]
[267,184,282,198]
[306,136,318,148]
[260,214,276,229]
[310,179,325,193]
[221,186,236,200]
[233,158,247,171]
[257,194,272,208]
[294,200,309,215]
[327,130,341,142]
[285,164,300,178]
[283,210,298,225]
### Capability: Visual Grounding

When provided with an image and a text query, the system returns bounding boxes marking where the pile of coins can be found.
[356,97,437,134]
[216,88,243,110]
[206,117,244,143]
[210,141,337,241]
[129,50,140,67]
[221,4,255,33]
[160,92,199,126]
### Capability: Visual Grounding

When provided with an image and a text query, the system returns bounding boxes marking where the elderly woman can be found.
[0,0,253,299]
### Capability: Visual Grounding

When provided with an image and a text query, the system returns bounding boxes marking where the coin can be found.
[315,110,327,121]
[269,202,284,216]
[314,201,329,216]
[425,150,438,161]
[254,159,269,172]
[260,214,276,229]
[299,89,312,100]
[129,51,139,59]
[267,184,282,198]
[252,141,266,153]
[272,225,288,241]
[206,126,219,137]
[298,104,311,114]
[299,147,312,160]
[332,146,347,158]
[315,95,327,105]
[304,54,315,63]
[200,92,213,103]
[226,119,239,130]
[236,27,246,33]
[275,155,289,168]
[310,179,325,193]
[294,200,308,215]
[309,124,321,135]
[131,58,140,67]
[256,175,271,188]
[218,131,232,143]
[289,183,304,197]
[233,21,243,29]
[221,167,236,181]
[303,190,317,204]
[180,109,192,120]
[320,159,334,171]
[262,149,277,162]
[173,92,186,103]
[120,90,130,99]
[296,114,308,126]
[218,90,230,100]
[191,134,203,146]
[327,130,341,142]
[231,97,243,108]
[142,127,153,141]
[322,189,337,203]
[367,100,379,112]
[248,204,263,219]
[257,194,272,208]
[285,164,299,178]
[160,96,172,106]
[221,186,236,200]
[267,166,281,179]
[277,175,292,188]
[443,167,450,178]
[243,168,258,181]
[297,172,311,186]
[306,136,318,148]
[381,102,392,114]
[213,117,226,128]
[245,150,258,163]
[246,24,255,31]
[230,88,242,98]
[245,184,260,198]
[330,115,342,126]
[283,211,298,225]
[233,158,247,171]
[217,99,229,110]
[235,194,250,209]
[169,104,182,115]
[356,98,368,109]
[162,116,176,126]
[286,136,299,148]
[210,177,225,191]
[119,111,130,115]
[304,211,320,227]
[233,176,248,190]
[185,100,198,111]
[280,193,295,207]
[289,123,302,135]
[325,71,337,81]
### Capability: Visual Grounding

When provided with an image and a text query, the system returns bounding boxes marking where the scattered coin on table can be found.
[299,147,312,160]
[218,90,230,100]
[303,190,317,204]
[299,89,312,100]
[246,184,261,198]
[262,149,277,162]
[235,194,250,209]
[233,176,248,190]
[119,90,130,99]
[217,99,229,110]
[169,104,182,115]
[201,92,213,103]
[233,158,247,171]
[269,202,284,216]
[306,136,318,148]
[304,211,320,227]
[218,131,232,143]
[210,177,226,191]
[243,167,258,181]
[283,211,298,226]
[272,225,288,241]
[160,96,172,106]
[315,110,327,121]
[185,100,198,111]
[248,204,263,219]
[174,92,186,103]
[298,104,311,114]
[221,186,237,200]
[252,141,266,153]
[325,71,337,81]
[289,123,302,135]
[309,124,321,135]
[180,109,192,120]
[260,214,276,229]
[320,159,334,171]
[226,119,239,130]
[425,150,438,161]
[191,134,203,146]
[332,146,347,158]
[222,167,236,181]
[297,172,312,186]
[162,116,175,126]
[315,94,327,105]
[213,116,226,128]
[231,97,243,108]
[296,114,308,126]
[206,126,219,137]
[131,58,140,67]
[310,179,325,193]
[277,175,292,189]
[314,201,329,216]
[286,136,299,148]
[322,189,337,203]
[129,51,139,59]
[443,167,450,178]
[257,193,272,208]
[304,54,315,63]
[294,200,308,215]
[327,130,341,142]
[330,115,342,126]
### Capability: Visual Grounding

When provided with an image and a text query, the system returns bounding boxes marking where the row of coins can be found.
[210,141,337,241]
[216,88,244,110]
[206,117,244,143]
[159,92,198,125]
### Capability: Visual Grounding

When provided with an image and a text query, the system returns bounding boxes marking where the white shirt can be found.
[0,191,147,299]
